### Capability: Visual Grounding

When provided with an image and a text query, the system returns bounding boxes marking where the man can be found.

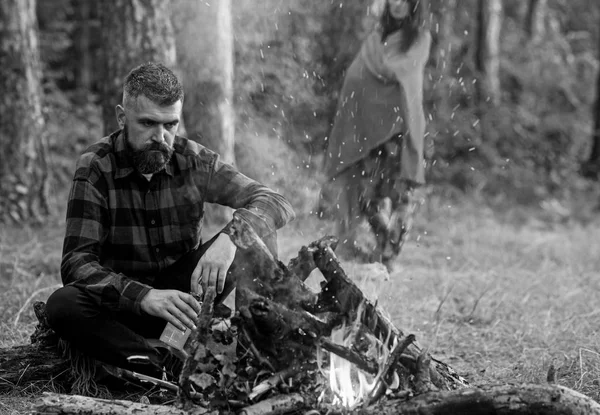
[46,62,295,377]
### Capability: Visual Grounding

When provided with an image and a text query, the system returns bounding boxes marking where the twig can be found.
[248,367,302,401]
[241,327,276,372]
[319,337,379,375]
[178,287,216,410]
[414,348,438,394]
[365,334,416,406]
[13,283,62,327]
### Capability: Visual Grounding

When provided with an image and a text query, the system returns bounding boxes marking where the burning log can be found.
[308,236,468,391]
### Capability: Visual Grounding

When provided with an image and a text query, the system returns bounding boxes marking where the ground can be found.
[1,183,600,414]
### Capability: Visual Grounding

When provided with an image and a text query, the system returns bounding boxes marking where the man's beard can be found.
[124,126,174,174]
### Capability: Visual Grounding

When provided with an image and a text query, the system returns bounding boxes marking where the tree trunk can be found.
[475,0,502,108]
[0,0,50,224]
[524,0,547,43]
[171,0,235,225]
[98,0,178,135]
[172,0,235,165]
[582,27,600,180]
[72,0,93,102]
[429,0,457,118]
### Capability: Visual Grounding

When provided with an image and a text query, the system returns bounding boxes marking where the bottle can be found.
[159,322,192,352]
[159,291,203,351]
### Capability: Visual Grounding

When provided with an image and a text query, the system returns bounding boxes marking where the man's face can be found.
[116,95,182,174]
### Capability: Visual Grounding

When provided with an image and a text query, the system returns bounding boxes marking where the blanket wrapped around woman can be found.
[321,22,431,268]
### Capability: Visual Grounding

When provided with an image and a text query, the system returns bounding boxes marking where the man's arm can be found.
[61,172,151,315]
[190,154,295,295]
[205,155,296,238]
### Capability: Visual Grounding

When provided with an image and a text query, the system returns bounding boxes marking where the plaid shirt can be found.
[61,131,295,314]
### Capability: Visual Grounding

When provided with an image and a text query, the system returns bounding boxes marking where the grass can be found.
[2,179,600,412]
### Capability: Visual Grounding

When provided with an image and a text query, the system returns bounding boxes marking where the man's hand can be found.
[191,233,236,296]
[140,289,201,332]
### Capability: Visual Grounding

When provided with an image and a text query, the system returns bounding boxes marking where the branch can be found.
[31,392,207,415]
[360,384,600,415]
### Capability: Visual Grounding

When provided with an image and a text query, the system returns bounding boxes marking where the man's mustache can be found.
[144,142,171,153]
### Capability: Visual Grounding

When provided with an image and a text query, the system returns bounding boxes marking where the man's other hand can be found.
[191,233,236,296]
[140,289,200,332]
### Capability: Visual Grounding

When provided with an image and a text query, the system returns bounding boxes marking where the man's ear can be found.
[115,105,126,129]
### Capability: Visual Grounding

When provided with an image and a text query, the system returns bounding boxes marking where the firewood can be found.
[32,392,207,414]
[318,337,378,375]
[310,236,469,391]
[358,383,600,415]
[228,213,318,311]
[237,393,305,415]
[366,334,416,405]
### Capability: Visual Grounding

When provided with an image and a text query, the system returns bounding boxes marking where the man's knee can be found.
[46,286,91,329]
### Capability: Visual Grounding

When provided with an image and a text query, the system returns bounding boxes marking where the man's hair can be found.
[123,62,184,108]
[380,0,424,52]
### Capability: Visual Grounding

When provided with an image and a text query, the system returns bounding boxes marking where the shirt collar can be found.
[113,130,175,179]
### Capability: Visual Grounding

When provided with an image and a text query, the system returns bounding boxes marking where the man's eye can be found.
[142,121,154,127]
[165,122,177,130]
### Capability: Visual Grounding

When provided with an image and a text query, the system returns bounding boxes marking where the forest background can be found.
[2,0,600,412]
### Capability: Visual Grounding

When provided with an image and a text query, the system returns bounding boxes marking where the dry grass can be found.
[2,183,600,412]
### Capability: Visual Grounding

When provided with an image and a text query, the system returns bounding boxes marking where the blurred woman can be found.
[321,0,431,270]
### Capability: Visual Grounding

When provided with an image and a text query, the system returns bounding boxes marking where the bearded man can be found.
[45,62,295,378]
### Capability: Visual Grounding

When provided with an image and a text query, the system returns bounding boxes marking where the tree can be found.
[98,0,179,135]
[172,0,235,165]
[582,26,600,179]
[0,0,50,223]
[429,0,458,118]
[475,0,502,108]
[524,0,547,42]
[72,0,94,100]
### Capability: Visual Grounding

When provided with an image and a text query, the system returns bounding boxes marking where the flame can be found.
[319,322,397,410]
[328,325,375,408]
[317,315,401,410]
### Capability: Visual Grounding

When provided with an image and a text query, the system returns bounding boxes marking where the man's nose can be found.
[151,125,166,142]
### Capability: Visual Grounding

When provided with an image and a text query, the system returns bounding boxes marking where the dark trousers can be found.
[45,234,256,372]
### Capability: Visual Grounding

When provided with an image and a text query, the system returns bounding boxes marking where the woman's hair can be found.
[380,0,424,52]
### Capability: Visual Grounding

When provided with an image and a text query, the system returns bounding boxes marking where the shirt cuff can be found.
[121,279,152,315]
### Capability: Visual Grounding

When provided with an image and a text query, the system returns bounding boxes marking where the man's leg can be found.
[46,286,166,374]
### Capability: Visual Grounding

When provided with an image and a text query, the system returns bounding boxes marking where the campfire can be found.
[170,212,469,414]
[11,211,600,414]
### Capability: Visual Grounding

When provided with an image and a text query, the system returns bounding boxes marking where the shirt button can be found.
[155,248,160,253]
[150,219,156,225]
